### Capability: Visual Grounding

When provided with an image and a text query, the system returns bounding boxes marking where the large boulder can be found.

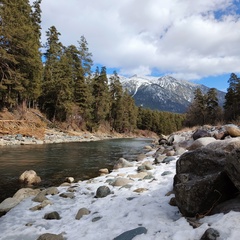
[187,137,216,150]
[173,148,238,217]
[19,170,41,185]
[224,124,240,137]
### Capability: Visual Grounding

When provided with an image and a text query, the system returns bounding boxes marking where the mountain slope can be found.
[120,75,226,113]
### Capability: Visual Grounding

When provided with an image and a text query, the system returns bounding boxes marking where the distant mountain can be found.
[120,75,226,113]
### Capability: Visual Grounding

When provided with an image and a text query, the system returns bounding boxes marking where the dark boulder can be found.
[173,148,238,217]
[192,129,211,140]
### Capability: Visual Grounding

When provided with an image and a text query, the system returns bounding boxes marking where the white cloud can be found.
[31,0,240,80]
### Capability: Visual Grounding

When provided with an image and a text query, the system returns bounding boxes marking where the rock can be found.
[110,178,134,187]
[128,172,148,179]
[0,188,40,214]
[204,138,240,152]
[166,150,175,156]
[161,171,173,176]
[173,148,238,217]
[113,158,133,169]
[30,200,52,211]
[95,186,111,198]
[0,197,20,214]
[225,149,240,191]
[64,177,74,183]
[225,124,240,137]
[113,227,147,240]
[45,187,59,195]
[187,137,216,150]
[192,129,211,140]
[37,233,64,240]
[44,211,61,220]
[32,192,49,203]
[137,153,146,161]
[162,156,176,164]
[174,146,186,156]
[13,188,40,201]
[92,216,102,222]
[169,197,177,206]
[99,168,109,175]
[200,228,220,240]
[211,195,240,214]
[59,192,75,199]
[75,207,91,220]
[154,155,166,164]
[19,170,41,185]
[133,188,148,193]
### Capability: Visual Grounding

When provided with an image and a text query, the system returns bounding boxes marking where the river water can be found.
[0,138,152,202]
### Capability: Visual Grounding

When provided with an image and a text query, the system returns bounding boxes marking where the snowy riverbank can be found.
[1,141,240,240]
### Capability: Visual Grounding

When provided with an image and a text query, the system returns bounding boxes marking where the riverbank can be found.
[0,144,235,240]
[2,126,240,239]
[0,108,158,146]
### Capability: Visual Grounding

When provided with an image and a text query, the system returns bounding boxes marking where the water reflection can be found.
[0,138,152,202]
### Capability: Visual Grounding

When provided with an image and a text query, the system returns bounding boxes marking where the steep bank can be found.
[0,108,158,146]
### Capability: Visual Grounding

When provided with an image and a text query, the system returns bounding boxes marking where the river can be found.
[0,138,152,202]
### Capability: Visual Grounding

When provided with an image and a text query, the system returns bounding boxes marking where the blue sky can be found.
[32,0,240,92]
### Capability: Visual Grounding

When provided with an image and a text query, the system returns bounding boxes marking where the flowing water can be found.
[0,138,152,202]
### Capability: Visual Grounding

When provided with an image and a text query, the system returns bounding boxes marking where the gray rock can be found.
[110,178,134,187]
[200,228,220,240]
[137,153,146,161]
[0,197,20,213]
[36,233,64,240]
[113,158,133,169]
[75,207,91,220]
[44,211,61,220]
[45,187,59,195]
[161,171,173,176]
[173,148,238,217]
[188,137,216,150]
[162,156,176,164]
[95,186,111,198]
[192,129,211,140]
[59,192,75,199]
[113,227,147,240]
[92,216,102,222]
[32,192,49,203]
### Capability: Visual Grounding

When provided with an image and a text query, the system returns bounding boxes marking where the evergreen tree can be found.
[92,66,110,126]
[41,26,66,121]
[224,73,240,120]
[0,0,42,109]
[206,88,222,124]
[109,71,123,130]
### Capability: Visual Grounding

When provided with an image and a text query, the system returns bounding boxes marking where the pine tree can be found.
[41,26,65,121]
[0,0,42,109]
[109,71,123,130]
[92,66,110,126]
[224,73,240,120]
[206,88,222,124]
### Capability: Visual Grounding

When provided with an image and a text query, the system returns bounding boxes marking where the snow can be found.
[0,151,240,240]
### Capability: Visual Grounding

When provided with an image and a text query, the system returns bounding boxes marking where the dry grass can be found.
[0,108,47,139]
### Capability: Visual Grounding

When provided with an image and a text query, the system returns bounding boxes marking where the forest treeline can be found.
[185,73,240,127]
[0,0,185,135]
[1,1,238,135]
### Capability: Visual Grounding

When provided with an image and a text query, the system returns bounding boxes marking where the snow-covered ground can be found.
[0,150,240,240]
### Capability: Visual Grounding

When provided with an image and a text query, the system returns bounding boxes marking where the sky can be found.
[31,0,240,92]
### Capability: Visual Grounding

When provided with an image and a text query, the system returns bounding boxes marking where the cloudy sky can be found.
[32,0,240,91]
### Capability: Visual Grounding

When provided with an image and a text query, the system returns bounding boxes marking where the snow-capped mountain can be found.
[120,75,226,113]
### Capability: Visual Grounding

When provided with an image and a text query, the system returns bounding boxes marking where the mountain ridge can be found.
[119,75,226,113]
